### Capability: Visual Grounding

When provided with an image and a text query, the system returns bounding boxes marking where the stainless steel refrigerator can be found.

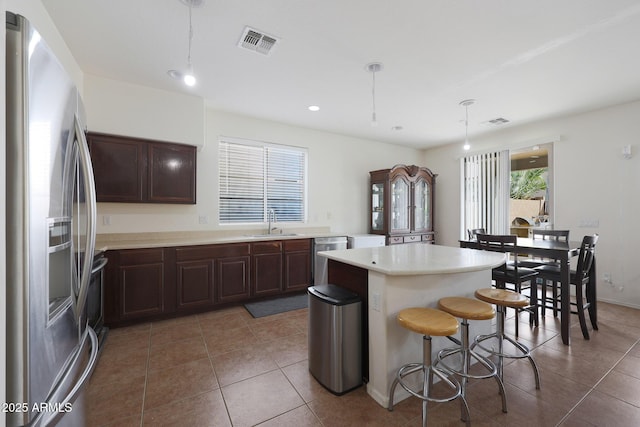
[6,12,99,426]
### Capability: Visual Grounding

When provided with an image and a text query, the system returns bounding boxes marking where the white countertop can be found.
[95,229,342,251]
[319,243,506,276]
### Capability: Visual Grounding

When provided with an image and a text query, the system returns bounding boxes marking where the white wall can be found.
[423,100,640,308]
[93,91,422,234]
[84,74,205,149]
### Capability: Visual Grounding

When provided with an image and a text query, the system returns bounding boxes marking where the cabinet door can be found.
[176,260,215,311]
[148,143,196,204]
[390,177,410,233]
[284,251,311,291]
[251,241,283,296]
[88,133,146,202]
[413,178,431,233]
[371,182,385,233]
[216,256,250,303]
[284,239,312,292]
[253,253,283,296]
[118,249,164,320]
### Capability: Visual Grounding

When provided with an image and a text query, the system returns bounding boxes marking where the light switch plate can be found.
[371,292,381,312]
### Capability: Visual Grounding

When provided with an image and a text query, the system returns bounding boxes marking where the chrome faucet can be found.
[267,209,278,234]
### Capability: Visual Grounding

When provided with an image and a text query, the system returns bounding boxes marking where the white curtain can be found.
[460,150,510,238]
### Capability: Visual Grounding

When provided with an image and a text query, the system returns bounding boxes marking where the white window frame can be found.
[218,136,308,225]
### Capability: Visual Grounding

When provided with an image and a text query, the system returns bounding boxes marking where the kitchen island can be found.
[319,243,506,408]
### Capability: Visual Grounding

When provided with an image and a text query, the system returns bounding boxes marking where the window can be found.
[509,143,553,232]
[219,138,307,224]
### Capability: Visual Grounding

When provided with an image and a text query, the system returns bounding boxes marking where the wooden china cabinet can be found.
[369,164,436,244]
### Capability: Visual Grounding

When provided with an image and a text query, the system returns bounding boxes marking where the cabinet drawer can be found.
[403,235,421,243]
[119,248,164,265]
[251,241,283,254]
[388,236,404,245]
[176,243,250,261]
[284,238,311,251]
[422,234,434,242]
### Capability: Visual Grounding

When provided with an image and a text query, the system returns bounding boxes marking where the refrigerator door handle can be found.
[72,115,97,323]
[91,257,108,275]
[38,327,99,427]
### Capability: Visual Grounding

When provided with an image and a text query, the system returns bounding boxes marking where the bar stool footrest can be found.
[474,333,541,390]
[435,347,498,380]
[390,362,463,405]
[474,333,532,360]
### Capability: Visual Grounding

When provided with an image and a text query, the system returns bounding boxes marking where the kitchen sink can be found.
[246,233,300,238]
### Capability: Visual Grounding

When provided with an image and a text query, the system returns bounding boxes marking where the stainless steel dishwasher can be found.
[313,236,347,284]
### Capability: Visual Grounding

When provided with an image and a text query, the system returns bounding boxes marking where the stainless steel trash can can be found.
[308,284,362,395]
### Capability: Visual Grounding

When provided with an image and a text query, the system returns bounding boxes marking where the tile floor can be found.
[86,301,640,426]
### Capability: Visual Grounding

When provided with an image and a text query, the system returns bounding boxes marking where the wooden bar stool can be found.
[388,307,470,427]
[435,297,508,418]
[474,288,541,389]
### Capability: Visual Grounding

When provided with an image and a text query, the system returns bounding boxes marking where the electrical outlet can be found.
[198,215,209,224]
[102,215,111,226]
[603,273,611,283]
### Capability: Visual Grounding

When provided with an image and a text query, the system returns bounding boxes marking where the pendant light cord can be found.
[460,99,474,150]
[465,103,469,141]
[371,69,377,123]
[187,2,193,68]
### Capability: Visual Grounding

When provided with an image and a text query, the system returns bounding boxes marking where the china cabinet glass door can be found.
[371,182,385,231]
[413,178,430,232]
[391,178,409,232]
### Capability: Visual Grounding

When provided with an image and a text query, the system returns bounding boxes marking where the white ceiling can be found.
[42,0,640,149]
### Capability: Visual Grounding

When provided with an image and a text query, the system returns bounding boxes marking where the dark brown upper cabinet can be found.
[88,132,196,204]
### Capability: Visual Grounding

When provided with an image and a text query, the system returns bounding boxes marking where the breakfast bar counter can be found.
[320,244,506,407]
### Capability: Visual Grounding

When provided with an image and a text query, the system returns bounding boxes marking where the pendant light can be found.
[168,0,203,87]
[460,99,475,151]
[366,62,383,127]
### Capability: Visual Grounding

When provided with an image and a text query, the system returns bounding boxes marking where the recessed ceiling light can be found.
[308,105,320,112]
[391,126,403,131]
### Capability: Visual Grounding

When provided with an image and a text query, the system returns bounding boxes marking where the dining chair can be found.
[467,228,486,241]
[476,233,539,337]
[534,234,599,339]
[519,229,570,317]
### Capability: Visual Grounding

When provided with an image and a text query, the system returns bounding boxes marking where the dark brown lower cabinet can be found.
[104,239,311,326]
[216,256,251,303]
[252,241,283,297]
[174,243,251,305]
[112,248,165,321]
[175,259,215,311]
[284,239,312,292]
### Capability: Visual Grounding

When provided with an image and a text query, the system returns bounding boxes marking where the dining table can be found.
[459,237,596,345]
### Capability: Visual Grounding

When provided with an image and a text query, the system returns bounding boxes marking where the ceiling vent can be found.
[483,117,510,126]
[238,26,279,56]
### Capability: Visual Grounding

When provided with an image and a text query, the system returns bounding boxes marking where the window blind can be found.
[219,139,306,224]
[460,150,510,238]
